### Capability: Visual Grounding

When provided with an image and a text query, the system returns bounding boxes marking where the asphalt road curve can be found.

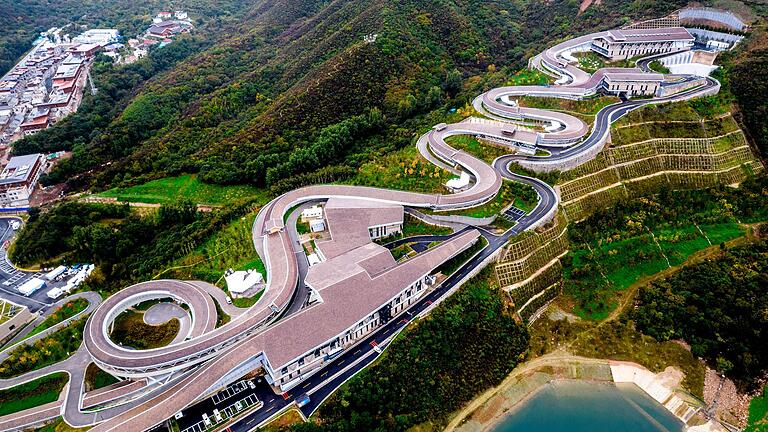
[30,26,723,432]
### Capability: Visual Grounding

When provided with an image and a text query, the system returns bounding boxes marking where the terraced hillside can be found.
[493,97,764,323]
[559,105,762,222]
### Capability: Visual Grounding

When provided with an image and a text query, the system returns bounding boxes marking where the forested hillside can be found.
[724,28,768,160]
[11,0,690,194]
[632,240,768,391]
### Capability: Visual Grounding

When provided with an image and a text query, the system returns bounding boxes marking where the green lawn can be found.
[233,289,265,308]
[574,52,606,74]
[433,180,537,219]
[296,219,311,235]
[517,95,618,116]
[391,244,414,261]
[506,68,553,86]
[445,135,508,164]
[0,373,68,416]
[376,214,452,245]
[746,386,768,432]
[648,60,670,74]
[401,215,452,237]
[0,301,20,325]
[98,174,267,206]
[34,417,89,432]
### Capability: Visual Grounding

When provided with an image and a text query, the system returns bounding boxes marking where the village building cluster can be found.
[124,11,193,64]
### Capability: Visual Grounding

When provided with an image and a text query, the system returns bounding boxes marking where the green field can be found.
[99,174,267,205]
[746,386,768,432]
[564,222,745,320]
[0,373,68,416]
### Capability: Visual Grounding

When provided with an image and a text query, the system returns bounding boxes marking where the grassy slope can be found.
[746,386,768,432]
[0,373,68,416]
[168,212,266,285]
[98,174,267,205]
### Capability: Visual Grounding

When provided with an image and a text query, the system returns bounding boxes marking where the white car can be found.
[248,380,256,390]
[202,413,211,427]
[213,409,223,422]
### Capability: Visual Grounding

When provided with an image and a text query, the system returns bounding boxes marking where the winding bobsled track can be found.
[0,25,724,432]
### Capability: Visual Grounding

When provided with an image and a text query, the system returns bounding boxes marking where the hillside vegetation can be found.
[11,0,690,196]
[562,176,768,320]
[632,241,768,391]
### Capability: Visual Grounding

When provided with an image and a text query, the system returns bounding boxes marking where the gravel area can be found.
[703,367,750,428]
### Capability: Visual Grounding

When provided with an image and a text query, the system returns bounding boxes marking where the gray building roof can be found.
[258,228,481,369]
[604,27,694,43]
[0,154,42,186]
[315,197,403,260]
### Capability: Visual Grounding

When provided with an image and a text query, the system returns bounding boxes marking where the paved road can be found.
[494,76,719,173]
[0,26,722,432]
[183,173,557,432]
[283,200,322,317]
[0,218,53,312]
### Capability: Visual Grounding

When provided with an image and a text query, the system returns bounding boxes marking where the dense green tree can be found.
[632,241,768,390]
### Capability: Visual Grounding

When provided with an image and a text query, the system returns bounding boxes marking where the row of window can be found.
[274,276,430,386]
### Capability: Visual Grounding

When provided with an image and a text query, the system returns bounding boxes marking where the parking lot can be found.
[0,217,53,311]
[176,379,264,432]
[500,206,528,223]
[0,217,91,312]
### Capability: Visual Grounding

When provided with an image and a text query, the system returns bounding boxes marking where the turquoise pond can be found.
[491,380,684,432]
